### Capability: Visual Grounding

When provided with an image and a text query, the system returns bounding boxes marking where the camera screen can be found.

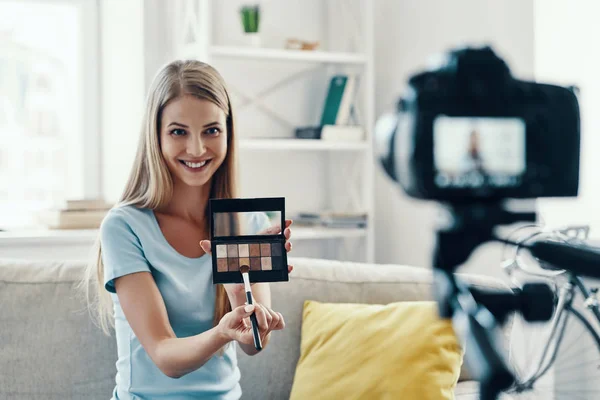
[433,116,526,189]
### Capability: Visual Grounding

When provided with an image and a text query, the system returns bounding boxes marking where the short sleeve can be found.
[100,210,152,293]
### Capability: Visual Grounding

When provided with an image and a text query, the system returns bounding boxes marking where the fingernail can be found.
[245,305,254,312]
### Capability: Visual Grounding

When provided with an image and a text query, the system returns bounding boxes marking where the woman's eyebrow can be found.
[167,121,189,128]
[166,121,221,128]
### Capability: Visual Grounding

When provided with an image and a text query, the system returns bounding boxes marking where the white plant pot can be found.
[244,32,261,48]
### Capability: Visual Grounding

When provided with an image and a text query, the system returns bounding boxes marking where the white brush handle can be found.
[242,271,251,293]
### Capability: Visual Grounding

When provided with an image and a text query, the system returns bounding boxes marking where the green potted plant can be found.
[240,4,261,47]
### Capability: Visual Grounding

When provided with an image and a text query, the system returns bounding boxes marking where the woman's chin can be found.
[171,173,212,188]
[180,177,211,187]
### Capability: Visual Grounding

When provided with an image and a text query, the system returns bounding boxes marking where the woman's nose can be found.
[187,133,206,156]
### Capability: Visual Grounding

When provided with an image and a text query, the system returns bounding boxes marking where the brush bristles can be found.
[239,265,250,274]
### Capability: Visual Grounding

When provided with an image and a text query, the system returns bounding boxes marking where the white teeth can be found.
[183,160,208,168]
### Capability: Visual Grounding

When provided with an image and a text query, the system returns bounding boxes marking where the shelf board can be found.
[210,46,367,65]
[239,139,368,151]
[0,226,366,246]
[0,225,366,246]
[0,228,99,246]
[292,226,367,240]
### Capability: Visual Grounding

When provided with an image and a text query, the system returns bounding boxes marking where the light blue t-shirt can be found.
[100,205,269,400]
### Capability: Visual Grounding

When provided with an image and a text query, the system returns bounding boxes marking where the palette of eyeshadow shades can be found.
[210,197,289,284]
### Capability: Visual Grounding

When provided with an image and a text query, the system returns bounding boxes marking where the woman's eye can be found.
[206,127,221,135]
[170,128,186,136]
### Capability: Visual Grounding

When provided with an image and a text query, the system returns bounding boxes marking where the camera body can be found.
[376,46,581,202]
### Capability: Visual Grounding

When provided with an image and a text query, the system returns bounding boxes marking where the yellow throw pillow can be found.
[289,300,464,400]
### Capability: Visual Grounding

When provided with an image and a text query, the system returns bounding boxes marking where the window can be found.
[0,0,99,230]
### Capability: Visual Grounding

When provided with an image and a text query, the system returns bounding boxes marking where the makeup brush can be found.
[239,264,262,351]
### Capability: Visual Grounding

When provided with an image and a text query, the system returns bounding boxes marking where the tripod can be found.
[432,201,546,400]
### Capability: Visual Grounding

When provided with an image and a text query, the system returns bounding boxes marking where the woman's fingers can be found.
[261,304,273,330]
[259,220,293,236]
[252,303,288,332]
[284,227,291,240]
[285,241,292,252]
[199,240,212,254]
[229,304,254,328]
[253,303,269,332]
[275,312,285,330]
[262,225,281,235]
[288,265,294,274]
[265,306,285,331]
[266,307,285,331]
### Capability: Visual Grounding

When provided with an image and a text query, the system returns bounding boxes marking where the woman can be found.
[461,129,486,175]
[84,60,293,399]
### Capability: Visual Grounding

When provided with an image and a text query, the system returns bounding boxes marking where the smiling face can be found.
[159,94,228,188]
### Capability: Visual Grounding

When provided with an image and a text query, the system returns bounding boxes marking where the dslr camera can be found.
[376,45,580,202]
[375,46,582,399]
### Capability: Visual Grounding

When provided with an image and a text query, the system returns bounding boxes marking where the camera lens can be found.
[374,111,399,182]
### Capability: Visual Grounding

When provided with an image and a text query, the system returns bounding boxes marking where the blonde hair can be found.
[82,60,237,335]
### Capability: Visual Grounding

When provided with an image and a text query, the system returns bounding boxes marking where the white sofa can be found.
[0,257,515,399]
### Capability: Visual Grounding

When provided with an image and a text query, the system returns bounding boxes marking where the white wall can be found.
[373,0,536,279]
[533,3,600,392]
[534,0,600,235]
[100,0,175,203]
[100,0,146,203]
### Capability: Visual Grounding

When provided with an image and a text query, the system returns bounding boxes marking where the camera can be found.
[375,46,584,399]
[376,45,581,202]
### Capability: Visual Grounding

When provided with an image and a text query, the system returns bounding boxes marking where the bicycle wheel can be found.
[506,305,600,399]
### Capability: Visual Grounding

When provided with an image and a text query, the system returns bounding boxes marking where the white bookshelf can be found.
[209,45,367,64]
[0,226,366,246]
[0,225,368,261]
[173,0,375,263]
[292,226,367,240]
[239,139,367,151]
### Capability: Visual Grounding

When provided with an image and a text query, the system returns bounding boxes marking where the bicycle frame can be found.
[573,275,600,324]
[503,224,600,396]
[520,278,574,386]
[512,272,600,389]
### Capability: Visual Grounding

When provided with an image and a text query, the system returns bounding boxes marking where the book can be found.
[37,209,108,230]
[320,125,364,142]
[57,198,112,211]
[294,125,365,142]
[36,198,112,229]
[290,211,367,229]
[320,75,356,126]
[336,75,356,125]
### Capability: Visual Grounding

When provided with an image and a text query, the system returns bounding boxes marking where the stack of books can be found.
[294,74,365,142]
[37,198,112,230]
[290,211,367,229]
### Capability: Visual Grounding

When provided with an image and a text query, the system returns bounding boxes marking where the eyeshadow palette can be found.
[210,197,289,284]
[215,242,284,272]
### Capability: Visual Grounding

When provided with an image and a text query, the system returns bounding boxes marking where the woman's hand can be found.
[217,303,285,346]
[199,219,295,299]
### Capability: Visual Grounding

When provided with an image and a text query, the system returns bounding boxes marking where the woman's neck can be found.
[162,180,211,225]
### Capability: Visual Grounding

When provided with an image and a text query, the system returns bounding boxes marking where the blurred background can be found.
[0,0,597,281]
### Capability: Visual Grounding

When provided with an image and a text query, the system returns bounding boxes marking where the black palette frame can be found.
[210,197,289,284]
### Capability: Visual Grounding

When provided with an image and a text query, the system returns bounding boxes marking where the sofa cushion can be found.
[289,300,463,400]
[0,259,117,400]
[236,257,514,399]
